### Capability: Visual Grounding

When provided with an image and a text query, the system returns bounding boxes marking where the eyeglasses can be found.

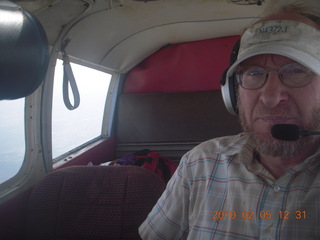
[235,62,314,90]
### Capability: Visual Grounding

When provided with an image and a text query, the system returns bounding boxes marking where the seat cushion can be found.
[26,166,165,240]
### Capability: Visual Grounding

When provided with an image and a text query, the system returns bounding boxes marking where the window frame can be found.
[41,56,119,168]
[0,91,46,203]
[0,98,26,185]
[51,59,113,160]
[0,56,119,201]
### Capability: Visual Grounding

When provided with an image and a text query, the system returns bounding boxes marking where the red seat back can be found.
[26,166,165,240]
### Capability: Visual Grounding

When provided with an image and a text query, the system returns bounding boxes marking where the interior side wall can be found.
[55,137,116,169]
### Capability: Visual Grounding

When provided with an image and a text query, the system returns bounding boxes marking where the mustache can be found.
[253,104,299,118]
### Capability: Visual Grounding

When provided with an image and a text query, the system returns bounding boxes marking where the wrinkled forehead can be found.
[238,54,298,66]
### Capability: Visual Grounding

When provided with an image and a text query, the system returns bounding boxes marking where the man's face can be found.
[238,54,320,157]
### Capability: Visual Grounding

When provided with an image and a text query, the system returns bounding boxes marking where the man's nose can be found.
[259,72,289,108]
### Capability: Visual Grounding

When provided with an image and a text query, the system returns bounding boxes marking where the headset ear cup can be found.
[220,39,240,115]
[221,72,238,115]
[228,74,238,115]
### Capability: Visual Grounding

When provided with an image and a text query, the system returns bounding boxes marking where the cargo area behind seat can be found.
[114,36,242,163]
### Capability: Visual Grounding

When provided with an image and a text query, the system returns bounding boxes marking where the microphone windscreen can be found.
[271,124,301,141]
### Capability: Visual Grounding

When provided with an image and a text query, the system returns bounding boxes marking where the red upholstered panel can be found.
[26,166,165,240]
[124,36,240,93]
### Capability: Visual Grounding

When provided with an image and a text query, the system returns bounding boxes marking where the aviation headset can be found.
[220,39,240,116]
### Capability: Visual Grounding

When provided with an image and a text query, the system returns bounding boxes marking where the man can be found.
[139,1,320,239]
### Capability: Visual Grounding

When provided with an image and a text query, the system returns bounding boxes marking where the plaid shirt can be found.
[139,133,320,239]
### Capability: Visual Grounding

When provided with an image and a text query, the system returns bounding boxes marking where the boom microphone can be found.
[271,124,320,141]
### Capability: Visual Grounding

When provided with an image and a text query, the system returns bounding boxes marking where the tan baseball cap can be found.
[226,19,320,78]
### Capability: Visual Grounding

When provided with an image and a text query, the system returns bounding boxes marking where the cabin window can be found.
[52,60,111,159]
[0,99,25,184]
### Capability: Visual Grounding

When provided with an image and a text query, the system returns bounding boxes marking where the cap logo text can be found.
[258,25,288,34]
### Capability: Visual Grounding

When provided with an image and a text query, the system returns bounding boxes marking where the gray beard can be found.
[238,101,320,158]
